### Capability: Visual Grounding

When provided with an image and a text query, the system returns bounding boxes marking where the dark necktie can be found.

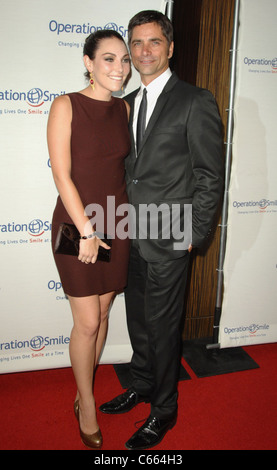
[136,88,147,152]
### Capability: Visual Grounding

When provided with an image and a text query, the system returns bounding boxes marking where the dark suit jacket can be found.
[125,72,223,261]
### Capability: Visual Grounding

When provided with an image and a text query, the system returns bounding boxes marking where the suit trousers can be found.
[125,241,190,419]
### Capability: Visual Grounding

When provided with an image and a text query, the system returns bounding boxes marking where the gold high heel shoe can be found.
[74,400,103,449]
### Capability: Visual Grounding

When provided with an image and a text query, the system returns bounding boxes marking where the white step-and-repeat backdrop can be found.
[2,0,276,373]
[219,0,277,347]
[0,0,166,373]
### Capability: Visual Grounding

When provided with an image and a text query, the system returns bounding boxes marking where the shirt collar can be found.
[139,68,172,97]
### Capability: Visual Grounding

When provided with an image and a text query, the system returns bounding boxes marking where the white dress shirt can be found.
[133,68,172,149]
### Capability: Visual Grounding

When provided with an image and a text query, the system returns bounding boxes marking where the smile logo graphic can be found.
[28,219,44,236]
[27,88,44,107]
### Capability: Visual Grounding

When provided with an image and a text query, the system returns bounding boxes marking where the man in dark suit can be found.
[100,10,223,450]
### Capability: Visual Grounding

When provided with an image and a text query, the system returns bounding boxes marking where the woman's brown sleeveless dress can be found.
[51,93,131,297]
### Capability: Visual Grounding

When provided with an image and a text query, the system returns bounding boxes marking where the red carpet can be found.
[0,342,276,450]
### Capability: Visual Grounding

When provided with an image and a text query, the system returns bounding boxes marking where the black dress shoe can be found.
[99,388,146,414]
[125,414,177,450]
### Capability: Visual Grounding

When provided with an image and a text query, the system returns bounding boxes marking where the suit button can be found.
[132,179,139,184]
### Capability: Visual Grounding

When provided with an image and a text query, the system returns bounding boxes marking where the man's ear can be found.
[168,41,174,60]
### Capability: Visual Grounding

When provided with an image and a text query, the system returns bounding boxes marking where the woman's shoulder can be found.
[49,93,72,120]
[51,93,71,108]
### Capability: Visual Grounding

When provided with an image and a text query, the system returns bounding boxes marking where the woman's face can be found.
[85,37,131,94]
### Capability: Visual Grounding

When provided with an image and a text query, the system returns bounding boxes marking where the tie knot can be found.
[141,88,147,102]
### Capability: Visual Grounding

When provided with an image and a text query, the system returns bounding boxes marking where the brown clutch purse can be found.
[54,223,112,262]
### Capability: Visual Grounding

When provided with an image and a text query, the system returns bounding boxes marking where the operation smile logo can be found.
[244,55,277,73]
[233,197,277,213]
[48,20,128,38]
[224,323,269,336]
[0,219,52,248]
[0,88,65,112]
[48,19,128,51]
[0,334,70,353]
[0,334,70,367]
[0,219,51,237]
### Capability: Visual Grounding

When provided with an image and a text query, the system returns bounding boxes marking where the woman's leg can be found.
[95,291,115,366]
[68,291,115,435]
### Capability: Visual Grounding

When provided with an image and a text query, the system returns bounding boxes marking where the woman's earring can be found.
[89,73,95,91]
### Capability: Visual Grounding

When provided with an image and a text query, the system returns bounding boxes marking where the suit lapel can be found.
[136,73,179,157]
[137,93,169,156]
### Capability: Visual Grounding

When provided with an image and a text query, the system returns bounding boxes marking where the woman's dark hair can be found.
[128,10,173,47]
[83,29,126,79]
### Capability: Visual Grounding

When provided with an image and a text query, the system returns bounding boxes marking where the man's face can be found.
[130,22,174,85]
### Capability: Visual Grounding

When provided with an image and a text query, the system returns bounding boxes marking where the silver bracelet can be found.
[80,231,104,240]
[80,233,96,240]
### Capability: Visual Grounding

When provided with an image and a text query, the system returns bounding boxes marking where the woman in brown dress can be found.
[47,30,131,449]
